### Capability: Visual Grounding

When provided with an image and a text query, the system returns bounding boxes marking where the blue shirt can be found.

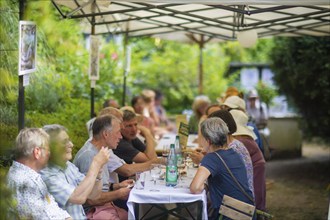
[41,161,86,220]
[200,148,254,219]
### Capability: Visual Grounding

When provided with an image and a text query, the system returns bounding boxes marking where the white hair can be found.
[14,128,49,159]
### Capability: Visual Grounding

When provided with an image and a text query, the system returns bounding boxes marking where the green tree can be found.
[269,36,330,141]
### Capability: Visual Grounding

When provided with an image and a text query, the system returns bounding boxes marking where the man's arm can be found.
[69,147,110,204]
[115,160,154,177]
[86,187,131,206]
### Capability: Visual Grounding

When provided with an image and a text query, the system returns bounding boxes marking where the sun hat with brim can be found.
[120,106,144,123]
[230,109,257,140]
[248,89,259,98]
[221,96,246,111]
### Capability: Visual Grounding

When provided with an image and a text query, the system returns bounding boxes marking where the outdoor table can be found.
[155,133,199,154]
[127,166,207,220]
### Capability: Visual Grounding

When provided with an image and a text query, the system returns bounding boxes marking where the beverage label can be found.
[166,166,178,183]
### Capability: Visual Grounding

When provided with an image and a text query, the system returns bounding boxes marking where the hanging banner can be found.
[89,35,100,81]
[19,21,37,75]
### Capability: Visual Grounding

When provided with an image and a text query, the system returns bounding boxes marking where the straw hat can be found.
[217,87,243,104]
[120,106,144,123]
[230,109,257,140]
[221,96,246,111]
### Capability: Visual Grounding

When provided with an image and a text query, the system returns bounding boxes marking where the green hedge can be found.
[25,98,91,157]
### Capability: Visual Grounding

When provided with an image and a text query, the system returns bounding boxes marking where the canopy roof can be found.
[52,0,330,43]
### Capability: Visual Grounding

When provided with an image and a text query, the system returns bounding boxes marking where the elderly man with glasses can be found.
[40,124,110,220]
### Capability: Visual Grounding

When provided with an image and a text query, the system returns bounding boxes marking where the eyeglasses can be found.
[60,139,72,147]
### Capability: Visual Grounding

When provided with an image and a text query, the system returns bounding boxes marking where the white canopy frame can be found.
[51,0,330,114]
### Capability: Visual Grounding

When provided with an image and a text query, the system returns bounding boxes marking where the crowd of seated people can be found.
[6,86,268,220]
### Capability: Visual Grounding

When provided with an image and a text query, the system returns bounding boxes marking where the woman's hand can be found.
[190,150,204,164]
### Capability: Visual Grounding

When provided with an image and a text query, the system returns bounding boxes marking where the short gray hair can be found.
[200,117,229,147]
[92,115,120,138]
[42,124,67,140]
[14,128,49,159]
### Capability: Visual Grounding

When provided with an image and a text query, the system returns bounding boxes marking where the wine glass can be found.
[150,165,161,185]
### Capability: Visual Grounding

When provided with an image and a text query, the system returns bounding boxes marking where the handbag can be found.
[214,152,273,220]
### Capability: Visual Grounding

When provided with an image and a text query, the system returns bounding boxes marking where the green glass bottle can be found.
[166,144,178,187]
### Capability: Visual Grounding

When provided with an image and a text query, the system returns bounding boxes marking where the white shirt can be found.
[7,161,71,220]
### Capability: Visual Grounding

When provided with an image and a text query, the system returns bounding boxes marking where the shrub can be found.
[26,98,91,157]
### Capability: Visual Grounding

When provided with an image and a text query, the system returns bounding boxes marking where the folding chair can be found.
[219,195,255,220]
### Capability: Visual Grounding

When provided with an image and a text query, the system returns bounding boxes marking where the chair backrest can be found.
[219,195,255,220]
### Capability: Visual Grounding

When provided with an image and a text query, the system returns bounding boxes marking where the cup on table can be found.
[162,145,169,158]
[135,172,145,190]
[150,164,161,185]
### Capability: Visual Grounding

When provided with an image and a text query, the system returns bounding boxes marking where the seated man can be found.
[74,115,132,220]
[113,109,158,181]
[89,107,161,184]
[40,124,110,220]
[7,128,71,219]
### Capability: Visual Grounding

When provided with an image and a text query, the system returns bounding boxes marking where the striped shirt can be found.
[41,161,86,220]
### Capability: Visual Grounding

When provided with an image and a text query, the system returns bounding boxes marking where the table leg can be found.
[196,201,203,220]
[134,203,139,220]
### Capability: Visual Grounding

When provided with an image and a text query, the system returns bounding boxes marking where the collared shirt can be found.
[7,161,71,220]
[40,161,86,220]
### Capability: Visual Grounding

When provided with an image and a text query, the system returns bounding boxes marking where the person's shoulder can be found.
[118,138,130,146]
[132,137,144,145]
[73,145,96,166]
[40,164,59,176]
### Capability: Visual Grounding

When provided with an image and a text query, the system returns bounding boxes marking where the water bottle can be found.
[175,135,183,166]
[166,144,178,187]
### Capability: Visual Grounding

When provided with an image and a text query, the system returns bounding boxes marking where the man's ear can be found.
[33,147,42,160]
[102,130,107,138]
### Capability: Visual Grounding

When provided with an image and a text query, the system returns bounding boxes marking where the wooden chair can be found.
[219,195,255,220]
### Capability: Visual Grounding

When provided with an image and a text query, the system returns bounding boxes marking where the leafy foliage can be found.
[0,0,19,107]
[26,99,90,156]
[256,81,277,108]
[269,37,330,141]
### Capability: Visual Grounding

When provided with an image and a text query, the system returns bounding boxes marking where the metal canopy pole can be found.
[122,23,130,106]
[18,0,26,131]
[90,2,95,118]
[198,37,204,95]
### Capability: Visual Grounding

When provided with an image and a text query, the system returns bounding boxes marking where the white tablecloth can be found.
[127,167,207,220]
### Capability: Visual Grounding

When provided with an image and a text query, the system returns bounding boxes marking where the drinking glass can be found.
[150,165,161,185]
[135,172,145,190]
[162,145,169,158]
